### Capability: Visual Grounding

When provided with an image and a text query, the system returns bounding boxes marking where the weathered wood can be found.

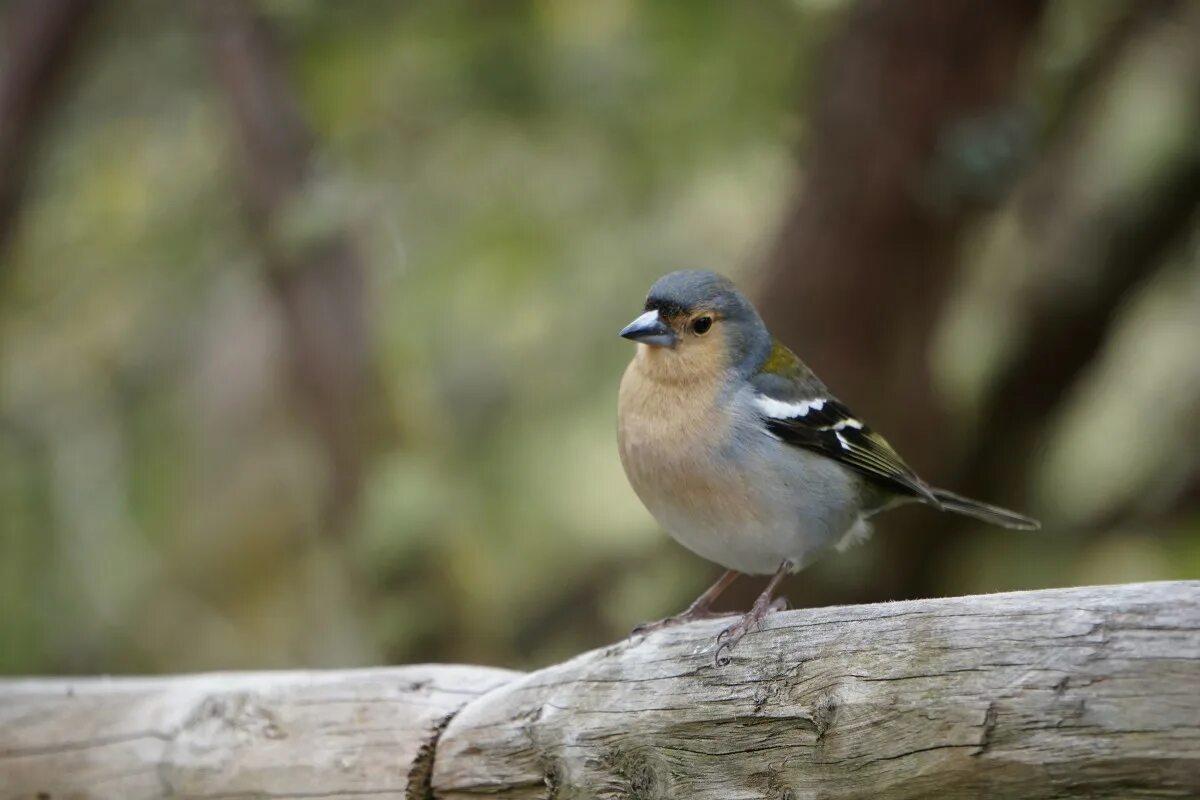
[2,583,1197,799]
[435,582,1200,799]
[0,665,517,799]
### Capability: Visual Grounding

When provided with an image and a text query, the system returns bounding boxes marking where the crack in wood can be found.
[0,729,176,759]
[406,709,457,800]
[974,701,1000,756]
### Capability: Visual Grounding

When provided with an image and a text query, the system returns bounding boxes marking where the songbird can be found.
[616,270,1038,665]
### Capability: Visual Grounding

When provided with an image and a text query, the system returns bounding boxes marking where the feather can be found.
[749,339,937,503]
[754,393,937,503]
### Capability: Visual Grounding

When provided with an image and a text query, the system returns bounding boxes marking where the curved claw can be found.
[713,640,733,668]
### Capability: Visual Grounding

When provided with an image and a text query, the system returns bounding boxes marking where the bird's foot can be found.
[632,607,732,636]
[713,595,788,667]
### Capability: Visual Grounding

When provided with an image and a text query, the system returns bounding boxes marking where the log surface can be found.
[2,582,1198,799]
[436,581,1200,799]
[0,665,518,799]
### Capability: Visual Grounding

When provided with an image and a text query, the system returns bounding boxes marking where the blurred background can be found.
[1,0,1198,676]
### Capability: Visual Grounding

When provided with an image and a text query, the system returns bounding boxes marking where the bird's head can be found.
[619,270,770,383]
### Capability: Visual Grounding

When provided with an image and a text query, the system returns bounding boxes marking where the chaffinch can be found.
[616,270,1038,665]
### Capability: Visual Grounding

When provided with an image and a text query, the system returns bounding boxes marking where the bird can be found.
[616,269,1039,665]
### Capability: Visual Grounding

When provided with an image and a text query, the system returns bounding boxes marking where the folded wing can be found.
[752,392,937,504]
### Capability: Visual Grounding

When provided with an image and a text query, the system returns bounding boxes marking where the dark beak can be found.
[619,309,677,348]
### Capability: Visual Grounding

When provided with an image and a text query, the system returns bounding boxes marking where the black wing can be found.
[755,395,937,503]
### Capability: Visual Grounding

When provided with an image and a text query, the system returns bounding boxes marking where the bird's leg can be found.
[714,560,792,666]
[632,569,741,635]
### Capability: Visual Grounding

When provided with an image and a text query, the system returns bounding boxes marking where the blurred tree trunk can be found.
[969,125,1200,500]
[751,0,1045,605]
[953,0,1200,530]
[900,1,1200,594]
[0,0,96,257]
[752,0,1200,608]
[195,0,373,535]
[757,0,1044,469]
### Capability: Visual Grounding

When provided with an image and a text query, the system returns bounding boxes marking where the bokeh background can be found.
[1,0,1198,676]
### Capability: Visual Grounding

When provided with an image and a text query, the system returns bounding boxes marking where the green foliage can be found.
[1,0,1197,674]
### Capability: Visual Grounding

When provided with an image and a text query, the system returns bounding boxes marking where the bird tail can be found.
[930,488,1040,530]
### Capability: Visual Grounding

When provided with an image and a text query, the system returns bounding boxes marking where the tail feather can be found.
[930,488,1040,530]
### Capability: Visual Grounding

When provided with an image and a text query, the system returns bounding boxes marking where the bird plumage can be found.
[617,269,1039,662]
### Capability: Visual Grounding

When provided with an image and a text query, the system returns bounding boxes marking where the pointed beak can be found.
[619,309,677,348]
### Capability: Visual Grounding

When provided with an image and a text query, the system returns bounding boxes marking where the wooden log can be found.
[0,665,518,798]
[2,582,1197,799]
[435,581,1200,799]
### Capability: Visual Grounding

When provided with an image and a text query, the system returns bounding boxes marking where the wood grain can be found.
[0,665,517,799]
[434,582,1200,799]
[2,583,1197,799]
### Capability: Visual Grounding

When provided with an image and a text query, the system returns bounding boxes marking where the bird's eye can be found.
[692,316,713,335]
